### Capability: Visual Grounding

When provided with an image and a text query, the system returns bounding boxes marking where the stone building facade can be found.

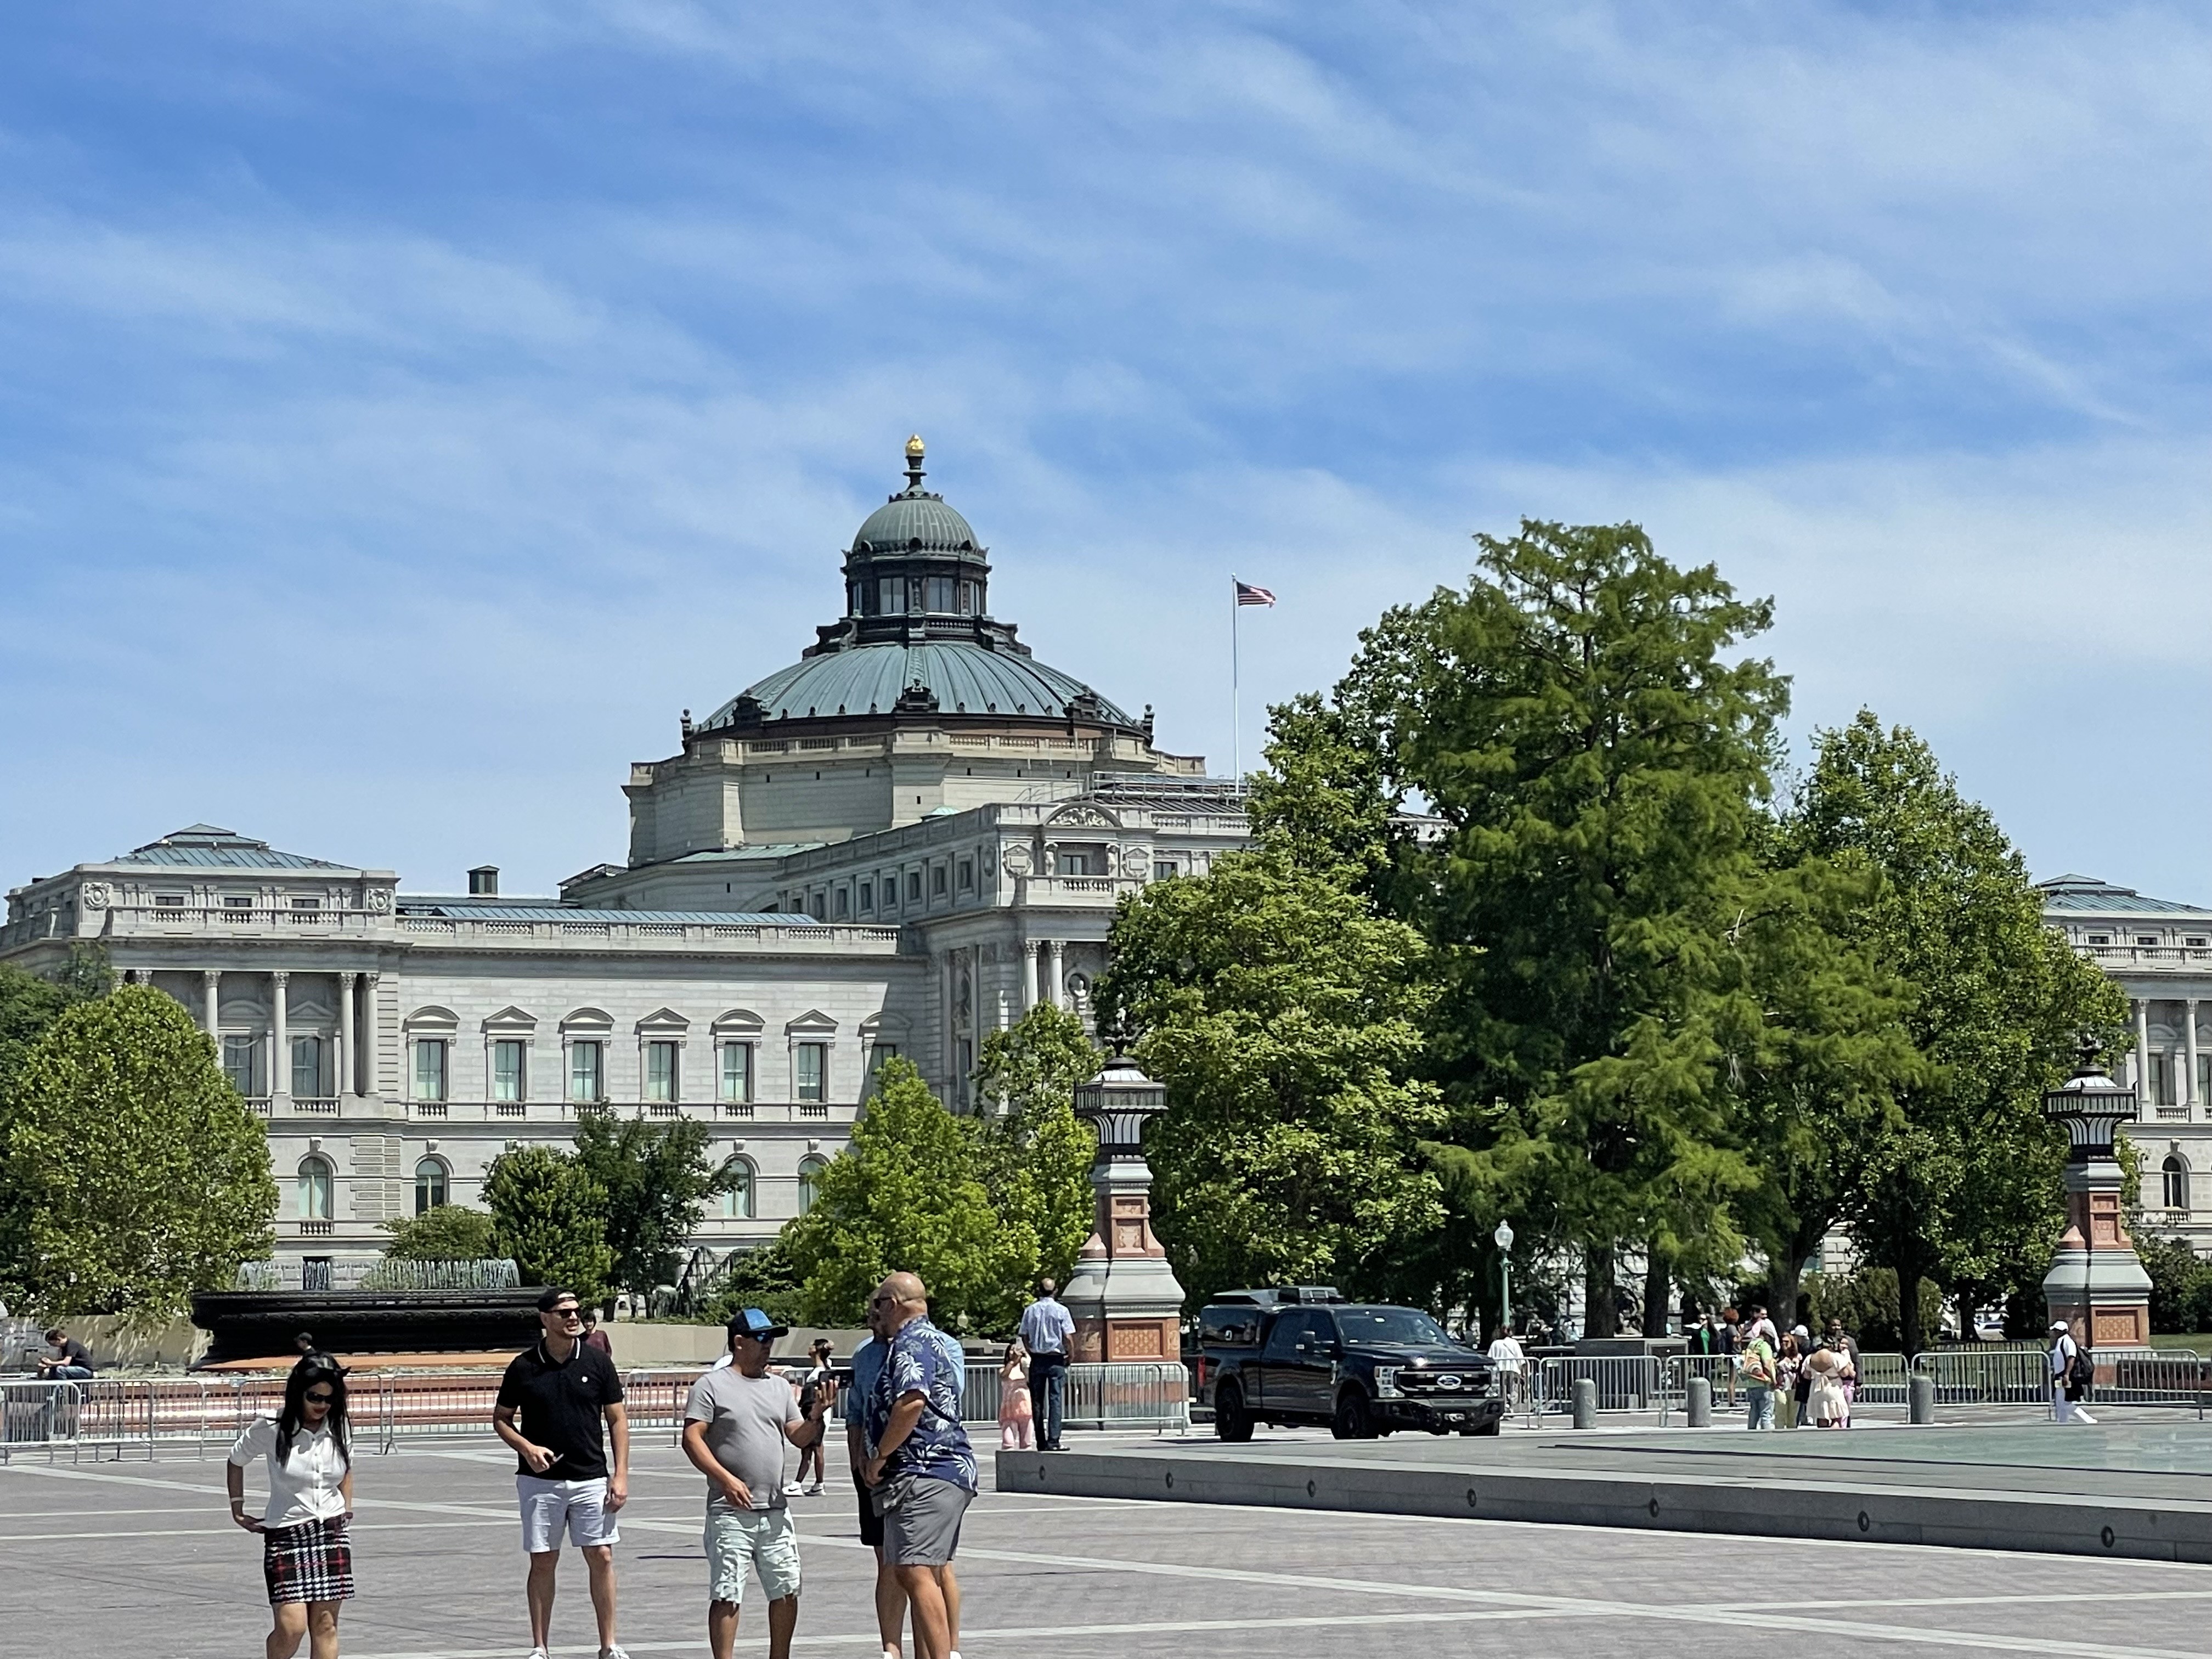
[0,438,1253,1280]
[2041,873,2212,1256]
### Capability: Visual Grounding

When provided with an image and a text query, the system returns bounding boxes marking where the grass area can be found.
[2145,1331,2212,1352]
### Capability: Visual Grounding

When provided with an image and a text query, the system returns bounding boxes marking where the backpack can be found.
[2066,1344,2094,1391]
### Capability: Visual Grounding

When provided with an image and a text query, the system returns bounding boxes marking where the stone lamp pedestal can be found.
[2042,1042,2153,1357]
[1062,1049,1185,1367]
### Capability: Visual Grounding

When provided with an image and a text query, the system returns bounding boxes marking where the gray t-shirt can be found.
[685,1368,800,1510]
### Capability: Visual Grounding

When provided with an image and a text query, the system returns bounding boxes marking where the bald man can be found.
[858,1273,974,1659]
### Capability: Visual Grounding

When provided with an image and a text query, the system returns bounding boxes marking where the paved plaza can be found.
[6,1431,2212,1658]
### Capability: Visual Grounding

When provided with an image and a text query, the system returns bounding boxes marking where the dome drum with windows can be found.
[696,437,1149,740]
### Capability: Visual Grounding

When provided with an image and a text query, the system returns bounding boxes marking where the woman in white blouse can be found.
[227,1353,357,1658]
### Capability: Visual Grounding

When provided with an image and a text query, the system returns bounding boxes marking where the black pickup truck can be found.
[1194,1286,1506,1441]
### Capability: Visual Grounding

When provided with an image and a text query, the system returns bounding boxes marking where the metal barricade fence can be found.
[0,1379,81,1462]
[2098,1350,2211,1414]
[1061,1362,1190,1434]
[1909,1347,2049,1406]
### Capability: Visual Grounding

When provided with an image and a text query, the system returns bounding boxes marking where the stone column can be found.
[1022,940,1040,1010]
[338,973,357,1101]
[2189,1000,2202,1114]
[2136,998,2152,1098]
[201,970,221,1036]
[1047,939,1064,1012]
[270,971,290,1103]
[358,972,380,1098]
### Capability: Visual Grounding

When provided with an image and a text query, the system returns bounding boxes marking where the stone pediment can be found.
[404,1005,459,1031]
[482,1005,538,1032]
[1047,802,1121,830]
[635,1007,691,1033]
[785,1009,838,1035]
[712,1008,765,1035]
[560,1007,614,1032]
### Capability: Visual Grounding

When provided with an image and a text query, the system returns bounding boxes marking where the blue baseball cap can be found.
[727,1307,788,1342]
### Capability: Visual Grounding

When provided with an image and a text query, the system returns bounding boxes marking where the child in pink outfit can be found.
[999,1339,1034,1449]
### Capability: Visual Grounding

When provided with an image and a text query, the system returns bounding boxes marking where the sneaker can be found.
[528,1650,549,1659]
[804,1481,824,1495]
[782,1481,805,1495]
[601,1649,631,1659]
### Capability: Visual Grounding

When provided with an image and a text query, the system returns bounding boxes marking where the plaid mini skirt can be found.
[262,1516,354,1605]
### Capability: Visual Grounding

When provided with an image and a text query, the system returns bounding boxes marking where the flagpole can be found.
[1231,574,1241,780]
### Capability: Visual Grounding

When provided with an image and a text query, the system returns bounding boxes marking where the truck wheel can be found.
[1215,1381,1254,1443]
[1332,1390,1376,1440]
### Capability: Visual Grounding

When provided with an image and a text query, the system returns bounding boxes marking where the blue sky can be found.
[2,4,2207,898]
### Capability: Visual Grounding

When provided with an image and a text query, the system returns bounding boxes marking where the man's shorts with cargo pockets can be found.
[705,1503,802,1605]
[517,1475,619,1553]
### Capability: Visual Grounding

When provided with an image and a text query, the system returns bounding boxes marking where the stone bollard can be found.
[1685,1376,1711,1427]
[1909,1372,1936,1425]
[1572,1376,1598,1429]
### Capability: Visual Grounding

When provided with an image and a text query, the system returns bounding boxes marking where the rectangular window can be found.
[155,893,187,909]
[925,575,956,612]
[869,1042,899,1082]
[719,1042,753,1103]
[834,888,850,919]
[492,1040,526,1103]
[222,1034,258,1096]
[290,896,320,911]
[931,865,947,896]
[1154,860,1178,881]
[794,1042,827,1103]
[646,1040,680,1103]
[878,575,908,613]
[907,871,923,902]
[291,1036,324,1098]
[411,1039,448,1103]
[2138,935,2159,947]
[1060,851,1090,876]
[2190,936,2208,949]
[957,859,974,891]
[2198,1054,2210,1105]
[2087,934,2111,945]
[2152,1051,2176,1108]
[568,1041,602,1103]
[223,895,253,921]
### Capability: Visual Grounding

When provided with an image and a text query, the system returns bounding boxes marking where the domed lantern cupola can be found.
[840,435,994,640]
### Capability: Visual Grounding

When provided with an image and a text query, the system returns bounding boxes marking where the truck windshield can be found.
[1335,1308,1453,1346]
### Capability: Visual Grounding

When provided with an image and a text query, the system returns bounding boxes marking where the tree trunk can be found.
[1893,1254,1933,1358]
[1641,1243,1671,1337]
[1583,1242,1619,1338]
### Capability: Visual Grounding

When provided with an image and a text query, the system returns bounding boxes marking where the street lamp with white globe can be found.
[1493,1220,1515,1339]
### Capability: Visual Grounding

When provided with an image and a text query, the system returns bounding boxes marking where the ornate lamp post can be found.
[2041,1037,2152,1357]
[1493,1220,1515,1338]
[1061,1040,1186,1370]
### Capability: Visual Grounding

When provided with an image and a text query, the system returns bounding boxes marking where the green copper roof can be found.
[851,492,982,560]
[2038,875,2212,918]
[114,826,354,871]
[709,641,1133,725]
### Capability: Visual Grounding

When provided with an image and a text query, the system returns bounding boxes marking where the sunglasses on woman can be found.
[304,1390,335,1404]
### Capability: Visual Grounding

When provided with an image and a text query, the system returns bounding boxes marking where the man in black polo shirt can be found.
[495,1287,631,1659]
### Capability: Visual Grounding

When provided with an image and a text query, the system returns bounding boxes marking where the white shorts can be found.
[517,1475,619,1552]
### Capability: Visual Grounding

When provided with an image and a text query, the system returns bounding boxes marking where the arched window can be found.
[797,1155,828,1216]
[415,1158,449,1214]
[298,1156,334,1221]
[720,1160,755,1220]
[2163,1155,2190,1212]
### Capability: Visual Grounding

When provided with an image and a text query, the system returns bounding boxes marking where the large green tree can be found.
[0,947,110,1090]
[572,1113,737,1299]
[972,1003,1100,1291]
[780,1059,1027,1330]
[1795,712,2125,1354]
[1102,704,1448,1310]
[0,986,275,1320]
[484,1146,616,1302]
[1341,521,1785,1334]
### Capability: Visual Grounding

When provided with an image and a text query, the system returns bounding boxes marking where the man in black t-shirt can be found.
[494,1288,631,1659]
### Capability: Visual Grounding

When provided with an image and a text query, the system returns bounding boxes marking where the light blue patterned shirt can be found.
[874,1316,977,1494]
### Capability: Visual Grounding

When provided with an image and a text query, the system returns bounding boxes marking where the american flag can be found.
[1233,579,1276,607]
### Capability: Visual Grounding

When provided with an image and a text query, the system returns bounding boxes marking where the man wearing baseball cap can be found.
[681,1308,838,1659]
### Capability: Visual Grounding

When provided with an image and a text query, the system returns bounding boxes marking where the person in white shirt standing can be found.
[1485,1323,1526,1412]
[227,1352,356,1659]
[1017,1279,1076,1451]
[2050,1320,2097,1424]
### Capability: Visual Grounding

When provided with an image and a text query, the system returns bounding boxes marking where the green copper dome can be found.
[850,493,982,560]
[708,642,1133,726]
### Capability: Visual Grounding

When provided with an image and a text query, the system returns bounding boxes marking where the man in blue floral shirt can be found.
[859,1272,973,1659]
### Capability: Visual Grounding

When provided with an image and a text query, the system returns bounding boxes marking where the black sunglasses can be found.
[304,1390,335,1403]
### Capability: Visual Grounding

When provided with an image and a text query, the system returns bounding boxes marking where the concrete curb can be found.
[997,1443,2212,1562]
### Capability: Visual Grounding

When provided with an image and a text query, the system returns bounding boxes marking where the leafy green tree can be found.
[572,1113,736,1299]
[1795,713,2126,1355]
[1341,521,1785,1334]
[700,1235,806,1330]
[0,948,108,1091]
[1102,702,1448,1308]
[973,1004,1100,1291]
[382,1204,499,1261]
[484,1146,615,1302]
[781,1059,1026,1330]
[0,986,275,1320]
